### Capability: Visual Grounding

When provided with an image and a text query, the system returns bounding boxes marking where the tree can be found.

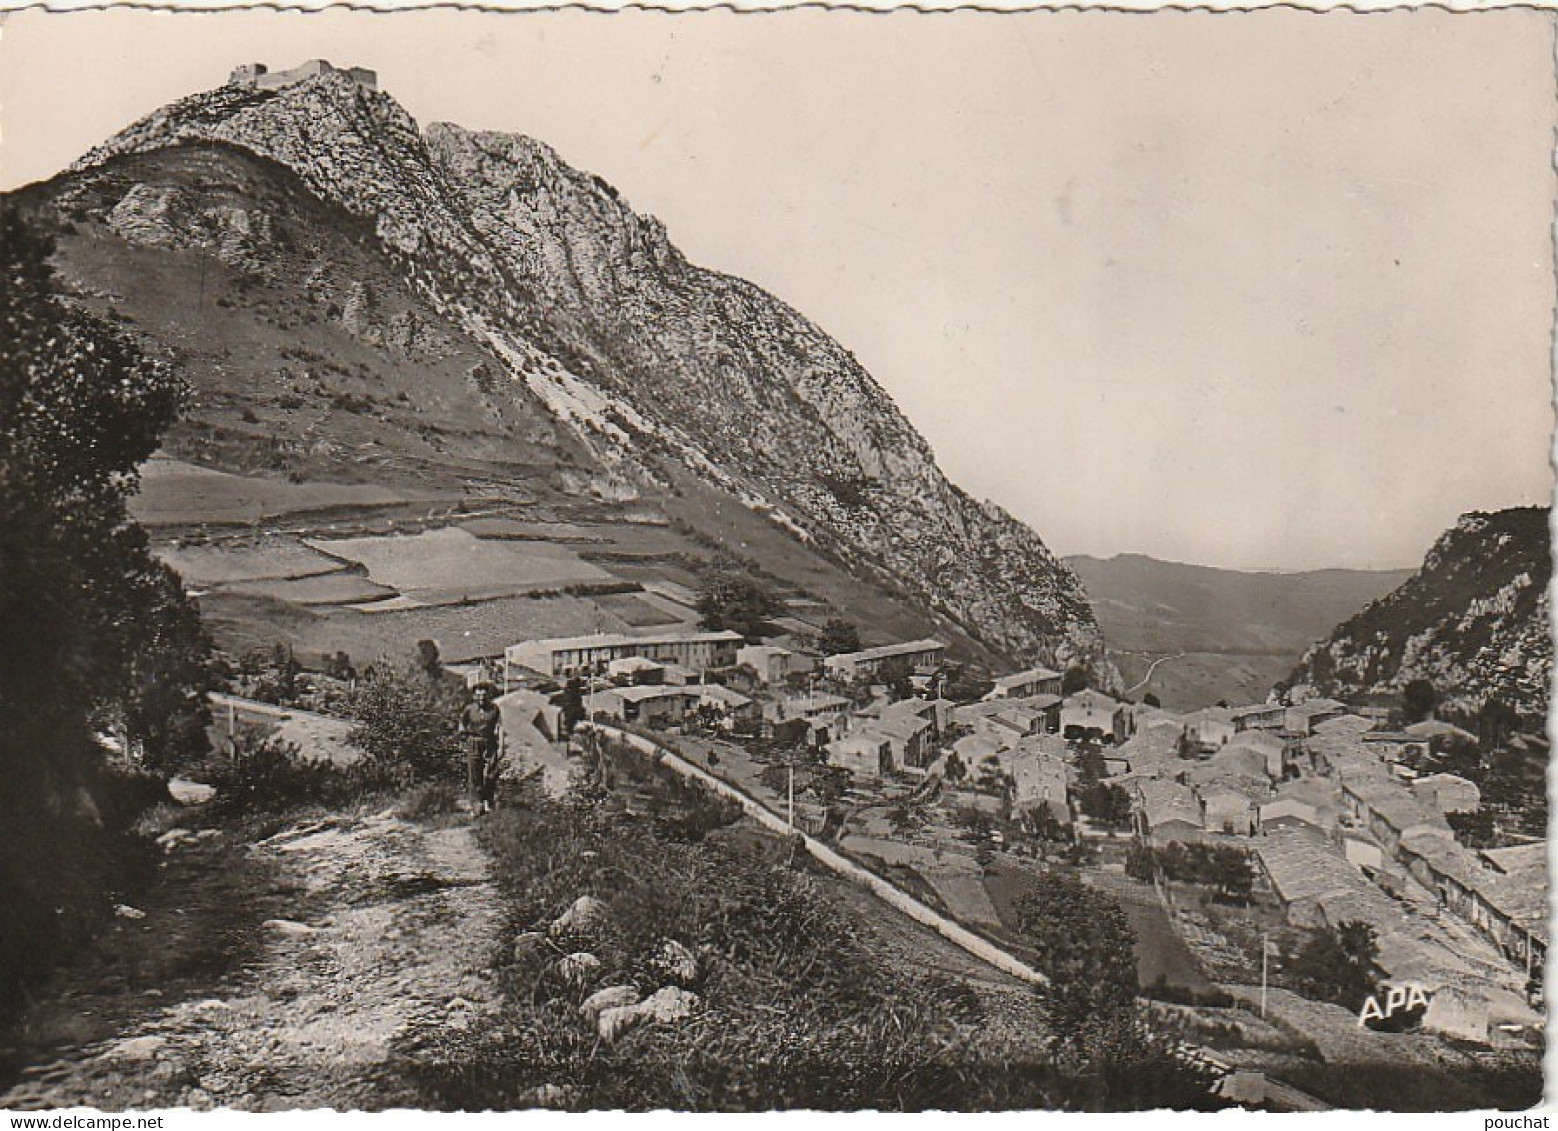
[113,565,215,771]
[1207,844,1254,904]
[818,618,862,656]
[1079,781,1132,828]
[955,805,995,844]
[1401,679,1439,724]
[772,717,811,752]
[1029,803,1068,844]
[879,657,914,702]
[942,750,968,785]
[1,203,209,1001]
[1142,692,1161,709]
[758,760,794,795]
[888,802,925,836]
[940,664,994,704]
[695,554,781,639]
[1477,696,1519,750]
[805,765,852,806]
[415,638,443,680]
[1061,666,1089,696]
[1075,737,1107,785]
[974,837,996,870]
[0,203,206,775]
[1287,919,1384,1010]
[1125,843,1158,883]
[1014,867,1221,1110]
[557,676,586,738]
[1447,807,1499,849]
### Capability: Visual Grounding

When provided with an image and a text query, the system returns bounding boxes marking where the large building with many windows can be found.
[822,639,946,681]
[504,630,742,682]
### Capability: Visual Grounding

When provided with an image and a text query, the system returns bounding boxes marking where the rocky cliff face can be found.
[1286,507,1552,719]
[64,68,1107,670]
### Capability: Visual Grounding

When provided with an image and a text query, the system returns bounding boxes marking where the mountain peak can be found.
[37,70,1115,675]
[1288,505,1551,719]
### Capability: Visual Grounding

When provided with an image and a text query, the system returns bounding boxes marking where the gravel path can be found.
[1,809,502,1112]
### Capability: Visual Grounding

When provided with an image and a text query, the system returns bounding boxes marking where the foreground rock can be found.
[549,894,609,939]
[596,986,701,1043]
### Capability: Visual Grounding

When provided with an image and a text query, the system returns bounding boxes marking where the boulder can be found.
[651,939,699,985]
[147,1057,196,1089]
[549,895,609,939]
[596,986,701,1042]
[167,779,217,806]
[596,1003,642,1043]
[637,986,700,1025]
[104,1035,167,1063]
[555,951,602,987]
[262,918,316,938]
[155,828,195,851]
[579,985,639,1022]
[525,1083,580,1109]
[511,930,549,964]
[445,997,476,1032]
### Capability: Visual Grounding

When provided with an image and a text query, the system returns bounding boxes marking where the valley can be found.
[1068,554,1413,710]
[1,55,1549,1117]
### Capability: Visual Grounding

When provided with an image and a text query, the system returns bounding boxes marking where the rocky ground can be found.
[0,805,502,1111]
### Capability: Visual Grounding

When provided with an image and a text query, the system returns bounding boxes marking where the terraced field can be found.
[138,455,969,675]
[132,458,453,528]
[303,527,612,603]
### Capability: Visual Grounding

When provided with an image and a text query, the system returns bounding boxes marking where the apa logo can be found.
[1357,982,1432,1028]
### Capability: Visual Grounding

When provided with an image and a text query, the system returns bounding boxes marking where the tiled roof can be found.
[826,639,947,665]
[1137,778,1201,829]
[1255,827,1370,904]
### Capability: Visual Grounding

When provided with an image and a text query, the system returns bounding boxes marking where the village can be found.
[295,617,1543,1063]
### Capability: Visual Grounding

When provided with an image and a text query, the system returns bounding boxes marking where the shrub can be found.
[198,733,373,815]
[1140,975,1234,1009]
[398,780,464,822]
[347,661,465,787]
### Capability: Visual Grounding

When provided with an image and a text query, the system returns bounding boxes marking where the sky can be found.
[2,8,1554,571]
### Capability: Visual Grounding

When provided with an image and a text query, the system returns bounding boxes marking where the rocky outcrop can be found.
[1286,507,1551,719]
[106,182,275,271]
[68,67,1109,672]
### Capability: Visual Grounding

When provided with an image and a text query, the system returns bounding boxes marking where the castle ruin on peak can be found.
[228,60,378,92]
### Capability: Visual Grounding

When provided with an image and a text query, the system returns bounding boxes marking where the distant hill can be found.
[1065,553,1413,709]
[1287,507,1551,722]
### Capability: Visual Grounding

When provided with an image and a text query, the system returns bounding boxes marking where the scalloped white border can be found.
[0,0,1554,12]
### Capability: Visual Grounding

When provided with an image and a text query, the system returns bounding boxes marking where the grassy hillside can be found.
[20,144,1011,675]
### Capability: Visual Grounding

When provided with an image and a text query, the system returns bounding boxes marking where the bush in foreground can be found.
[197,733,379,816]
[410,786,1058,1111]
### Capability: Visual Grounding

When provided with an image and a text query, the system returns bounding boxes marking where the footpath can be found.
[1,808,501,1111]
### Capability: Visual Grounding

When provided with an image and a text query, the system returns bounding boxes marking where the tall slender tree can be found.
[1,202,212,1005]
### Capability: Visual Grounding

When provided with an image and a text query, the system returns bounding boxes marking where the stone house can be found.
[827,733,893,779]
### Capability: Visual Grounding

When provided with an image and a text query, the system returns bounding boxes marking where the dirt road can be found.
[1,807,502,1111]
